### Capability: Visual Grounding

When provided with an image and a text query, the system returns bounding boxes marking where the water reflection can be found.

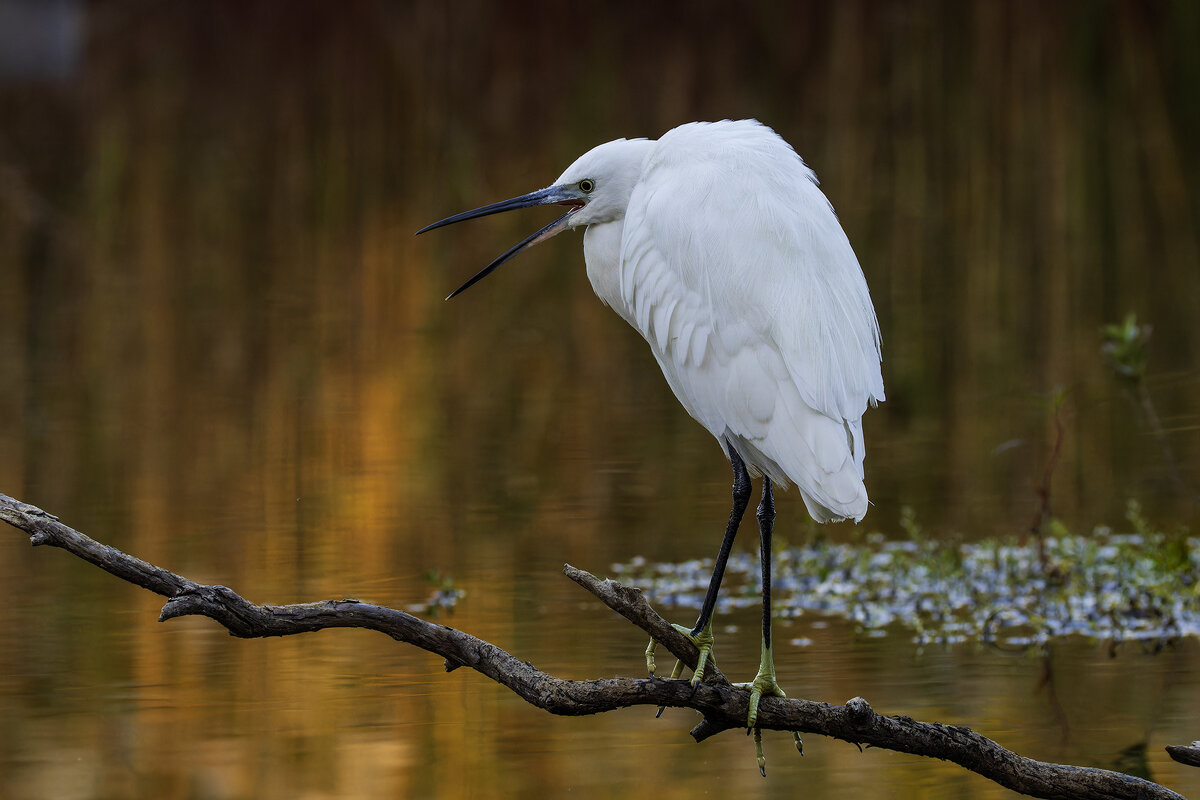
[1,2,1198,798]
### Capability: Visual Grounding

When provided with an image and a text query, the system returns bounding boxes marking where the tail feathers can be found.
[725,395,869,523]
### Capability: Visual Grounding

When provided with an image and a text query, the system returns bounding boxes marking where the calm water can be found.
[1,3,1198,799]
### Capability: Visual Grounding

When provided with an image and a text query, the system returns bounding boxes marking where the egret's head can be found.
[417,137,653,298]
[551,137,652,228]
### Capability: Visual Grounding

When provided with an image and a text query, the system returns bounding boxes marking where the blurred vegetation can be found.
[1102,314,1152,382]
[409,569,465,617]
[617,501,1199,650]
[1102,313,1190,494]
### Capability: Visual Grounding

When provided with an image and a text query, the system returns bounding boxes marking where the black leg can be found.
[756,476,775,649]
[691,446,752,636]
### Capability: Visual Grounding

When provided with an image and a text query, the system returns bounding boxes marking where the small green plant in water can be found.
[899,505,923,543]
[409,569,465,618]
[1126,499,1152,537]
[1100,314,1188,494]
[1101,313,1150,381]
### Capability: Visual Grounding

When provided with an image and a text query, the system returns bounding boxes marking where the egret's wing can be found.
[617,120,883,521]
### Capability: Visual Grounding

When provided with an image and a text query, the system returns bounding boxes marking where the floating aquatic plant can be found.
[613,503,1198,649]
[407,569,465,617]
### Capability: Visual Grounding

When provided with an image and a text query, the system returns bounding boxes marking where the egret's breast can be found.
[582,220,632,324]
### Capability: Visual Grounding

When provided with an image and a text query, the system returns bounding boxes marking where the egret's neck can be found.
[583,220,631,323]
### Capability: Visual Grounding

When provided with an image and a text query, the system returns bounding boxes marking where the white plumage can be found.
[561,120,884,522]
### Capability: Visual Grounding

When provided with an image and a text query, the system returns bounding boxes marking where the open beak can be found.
[417,185,584,299]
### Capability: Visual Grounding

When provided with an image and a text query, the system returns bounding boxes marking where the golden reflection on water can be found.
[1,3,1198,798]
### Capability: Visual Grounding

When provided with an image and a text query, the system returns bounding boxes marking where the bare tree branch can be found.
[0,492,1191,800]
[1167,744,1200,769]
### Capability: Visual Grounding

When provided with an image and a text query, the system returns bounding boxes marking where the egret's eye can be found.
[578,179,595,194]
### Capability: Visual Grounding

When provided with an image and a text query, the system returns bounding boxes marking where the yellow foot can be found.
[646,621,716,717]
[646,621,715,682]
[745,728,804,776]
[735,644,797,775]
[736,665,786,730]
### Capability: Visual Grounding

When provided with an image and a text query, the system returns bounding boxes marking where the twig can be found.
[1166,744,1200,769]
[0,492,1191,800]
[1027,396,1065,573]
[1134,381,1188,495]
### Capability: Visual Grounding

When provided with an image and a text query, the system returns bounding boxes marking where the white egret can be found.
[418,119,884,773]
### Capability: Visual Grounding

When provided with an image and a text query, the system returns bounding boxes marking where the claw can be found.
[736,670,787,730]
[736,644,786,729]
[648,620,717,718]
[733,644,789,773]
[671,622,714,686]
[754,727,766,776]
[654,656,687,718]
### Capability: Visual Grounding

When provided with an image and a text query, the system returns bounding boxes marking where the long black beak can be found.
[417,185,583,299]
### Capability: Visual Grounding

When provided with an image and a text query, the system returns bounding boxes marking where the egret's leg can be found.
[689,448,752,642]
[737,476,798,775]
[647,448,751,690]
